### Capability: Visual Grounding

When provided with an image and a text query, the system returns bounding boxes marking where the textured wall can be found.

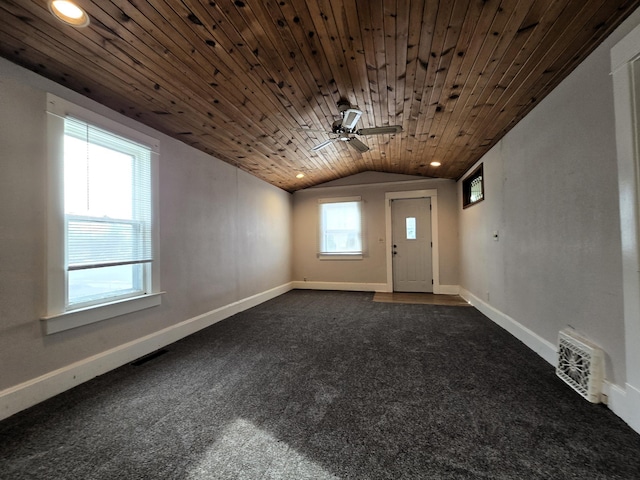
[458,7,640,386]
[0,58,292,391]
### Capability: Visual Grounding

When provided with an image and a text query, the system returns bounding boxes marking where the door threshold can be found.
[373,292,470,306]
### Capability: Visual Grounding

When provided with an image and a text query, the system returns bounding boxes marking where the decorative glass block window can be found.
[462,164,484,208]
[406,217,416,240]
[318,197,363,256]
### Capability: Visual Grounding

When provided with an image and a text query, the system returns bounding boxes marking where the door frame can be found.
[384,189,442,293]
[611,21,640,433]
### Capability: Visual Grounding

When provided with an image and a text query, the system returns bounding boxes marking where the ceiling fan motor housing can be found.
[337,100,351,112]
[331,119,344,133]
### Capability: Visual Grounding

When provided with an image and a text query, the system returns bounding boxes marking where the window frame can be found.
[462,163,485,208]
[317,196,364,260]
[42,94,162,335]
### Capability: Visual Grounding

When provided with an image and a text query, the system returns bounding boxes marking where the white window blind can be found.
[43,94,161,332]
[319,200,362,254]
[64,117,153,273]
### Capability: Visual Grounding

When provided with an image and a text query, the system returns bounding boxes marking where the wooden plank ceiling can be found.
[1,0,638,192]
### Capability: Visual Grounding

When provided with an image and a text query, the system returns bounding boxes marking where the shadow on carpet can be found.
[1,290,639,479]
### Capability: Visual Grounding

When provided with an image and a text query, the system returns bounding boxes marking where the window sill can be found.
[318,253,364,260]
[41,292,164,335]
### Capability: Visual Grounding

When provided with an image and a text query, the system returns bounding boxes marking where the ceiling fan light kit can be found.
[304,101,403,153]
[341,109,363,130]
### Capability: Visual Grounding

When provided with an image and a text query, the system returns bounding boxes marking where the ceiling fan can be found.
[300,101,403,153]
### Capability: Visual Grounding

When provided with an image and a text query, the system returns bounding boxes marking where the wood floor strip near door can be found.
[373,292,471,306]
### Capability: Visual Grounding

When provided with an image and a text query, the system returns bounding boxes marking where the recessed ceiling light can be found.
[49,0,90,28]
[296,173,305,179]
[430,161,441,167]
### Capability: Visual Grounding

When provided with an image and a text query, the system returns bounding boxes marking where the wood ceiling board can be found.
[414,0,484,171]
[303,0,372,181]
[432,1,536,177]
[443,0,607,173]
[398,0,434,175]
[1,0,638,191]
[433,0,549,177]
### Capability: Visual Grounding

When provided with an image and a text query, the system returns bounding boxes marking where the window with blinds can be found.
[63,117,153,307]
[319,199,363,255]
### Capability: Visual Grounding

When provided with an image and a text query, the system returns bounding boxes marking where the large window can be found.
[44,94,161,334]
[318,197,363,258]
[64,117,153,307]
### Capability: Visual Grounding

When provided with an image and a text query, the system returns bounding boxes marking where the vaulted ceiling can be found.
[1,0,639,191]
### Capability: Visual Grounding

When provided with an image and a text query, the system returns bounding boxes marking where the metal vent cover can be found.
[556,329,604,403]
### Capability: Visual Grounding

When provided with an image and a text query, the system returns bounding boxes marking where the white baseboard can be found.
[459,288,557,365]
[292,281,459,294]
[435,284,460,295]
[291,281,389,292]
[624,383,640,434]
[604,382,640,435]
[460,288,640,435]
[0,282,293,422]
[603,381,626,413]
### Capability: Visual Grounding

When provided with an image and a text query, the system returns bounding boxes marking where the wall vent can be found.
[556,329,604,403]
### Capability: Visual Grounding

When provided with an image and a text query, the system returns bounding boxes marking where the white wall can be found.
[458,7,640,423]
[0,58,292,415]
[293,172,459,291]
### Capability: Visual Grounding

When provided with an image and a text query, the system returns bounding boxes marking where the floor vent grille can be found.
[131,348,168,366]
[556,329,603,403]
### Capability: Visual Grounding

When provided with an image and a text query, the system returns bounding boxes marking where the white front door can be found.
[391,197,432,292]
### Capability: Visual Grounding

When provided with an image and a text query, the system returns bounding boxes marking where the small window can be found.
[406,217,416,240]
[463,164,484,208]
[318,197,363,257]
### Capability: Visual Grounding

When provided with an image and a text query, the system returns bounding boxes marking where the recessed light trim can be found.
[296,173,305,179]
[49,0,90,28]
[430,161,441,167]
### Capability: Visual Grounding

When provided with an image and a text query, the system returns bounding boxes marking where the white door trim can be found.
[385,189,440,293]
[611,22,640,433]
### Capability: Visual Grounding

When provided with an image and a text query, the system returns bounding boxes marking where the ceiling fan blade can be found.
[311,139,334,151]
[347,137,369,153]
[356,125,403,136]
[297,127,331,134]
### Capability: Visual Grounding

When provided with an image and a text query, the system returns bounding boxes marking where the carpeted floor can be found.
[1,290,639,479]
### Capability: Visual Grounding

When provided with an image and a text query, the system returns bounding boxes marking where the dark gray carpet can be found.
[1,290,640,479]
